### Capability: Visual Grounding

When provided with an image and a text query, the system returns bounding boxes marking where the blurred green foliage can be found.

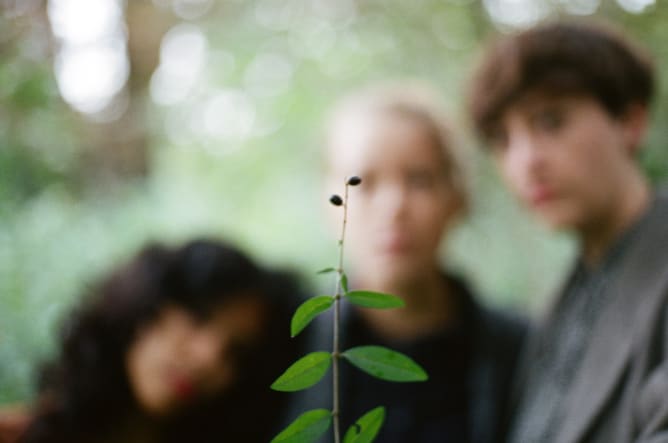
[1,0,668,404]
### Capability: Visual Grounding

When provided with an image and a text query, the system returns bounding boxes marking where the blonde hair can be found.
[324,82,470,216]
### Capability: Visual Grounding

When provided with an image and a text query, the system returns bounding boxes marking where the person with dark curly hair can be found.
[1,239,302,443]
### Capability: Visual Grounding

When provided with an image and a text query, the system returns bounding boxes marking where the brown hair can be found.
[325,83,470,215]
[468,21,655,140]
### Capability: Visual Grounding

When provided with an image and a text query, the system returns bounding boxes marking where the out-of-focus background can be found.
[1,0,667,405]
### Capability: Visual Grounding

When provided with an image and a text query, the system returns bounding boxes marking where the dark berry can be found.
[347,176,362,186]
[329,194,343,206]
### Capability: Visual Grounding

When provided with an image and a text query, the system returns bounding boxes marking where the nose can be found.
[504,129,545,184]
[376,183,409,221]
[187,328,228,371]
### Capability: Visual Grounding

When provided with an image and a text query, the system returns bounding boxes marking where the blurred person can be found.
[468,21,668,443]
[287,84,527,443]
[2,238,301,443]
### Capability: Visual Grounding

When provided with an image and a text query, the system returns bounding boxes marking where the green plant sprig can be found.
[271,175,428,443]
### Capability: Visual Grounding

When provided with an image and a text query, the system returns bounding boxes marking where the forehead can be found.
[498,91,604,121]
[199,296,267,340]
[209,295,265,321]
[326,111,443,175]
[511,90,571,111]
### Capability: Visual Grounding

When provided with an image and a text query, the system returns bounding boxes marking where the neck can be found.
[356,268,456,341]
[580,174,650,267]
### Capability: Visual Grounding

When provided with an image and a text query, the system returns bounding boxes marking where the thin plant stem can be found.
[332,181,350,443]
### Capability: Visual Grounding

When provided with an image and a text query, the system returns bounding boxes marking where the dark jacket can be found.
[284,275,527,443]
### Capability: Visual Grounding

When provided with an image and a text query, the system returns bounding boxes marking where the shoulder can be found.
[454,277,531,392]
[451,279,530,441]
[474,302,530,357]
[632,185,668,255]
[450,274,529,354]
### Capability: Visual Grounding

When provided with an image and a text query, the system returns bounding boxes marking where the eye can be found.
[227,330,263,361]
[532,106,565,132]
[406,170,435,189]
[486,126,508,153]
[359,175,374,192]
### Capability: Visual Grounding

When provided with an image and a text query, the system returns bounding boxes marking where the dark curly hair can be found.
[20,239,304,443]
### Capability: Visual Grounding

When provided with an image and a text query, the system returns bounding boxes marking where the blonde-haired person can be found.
[287,83,527,443]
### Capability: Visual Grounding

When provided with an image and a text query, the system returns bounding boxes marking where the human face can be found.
[488,94,641,232]
[327,111,458,287]
[125,298,265,417]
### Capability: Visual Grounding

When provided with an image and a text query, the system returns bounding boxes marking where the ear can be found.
[621,104,649,156]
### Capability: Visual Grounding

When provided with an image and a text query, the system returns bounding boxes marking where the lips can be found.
[528,187,557,207]
[169,375,196,400]
[377,235,413,255]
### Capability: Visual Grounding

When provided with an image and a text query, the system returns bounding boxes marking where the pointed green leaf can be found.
[291,296,334,337]
[316,267,336,275]
[343,406,386,443]
[271,409,332,443]
[345,291,405,309]
[342,346,428,382]
[271,352,332,392]
[341,272,349,293]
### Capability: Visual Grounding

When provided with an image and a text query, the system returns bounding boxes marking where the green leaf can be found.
[343,406,386,443]
[316,267,336,275]
[291,296,334,337]
[341,272,349,293]
[345,291,405,309]
[342,346,428,382]
[271,409,332,443]
[271,352,332,392]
